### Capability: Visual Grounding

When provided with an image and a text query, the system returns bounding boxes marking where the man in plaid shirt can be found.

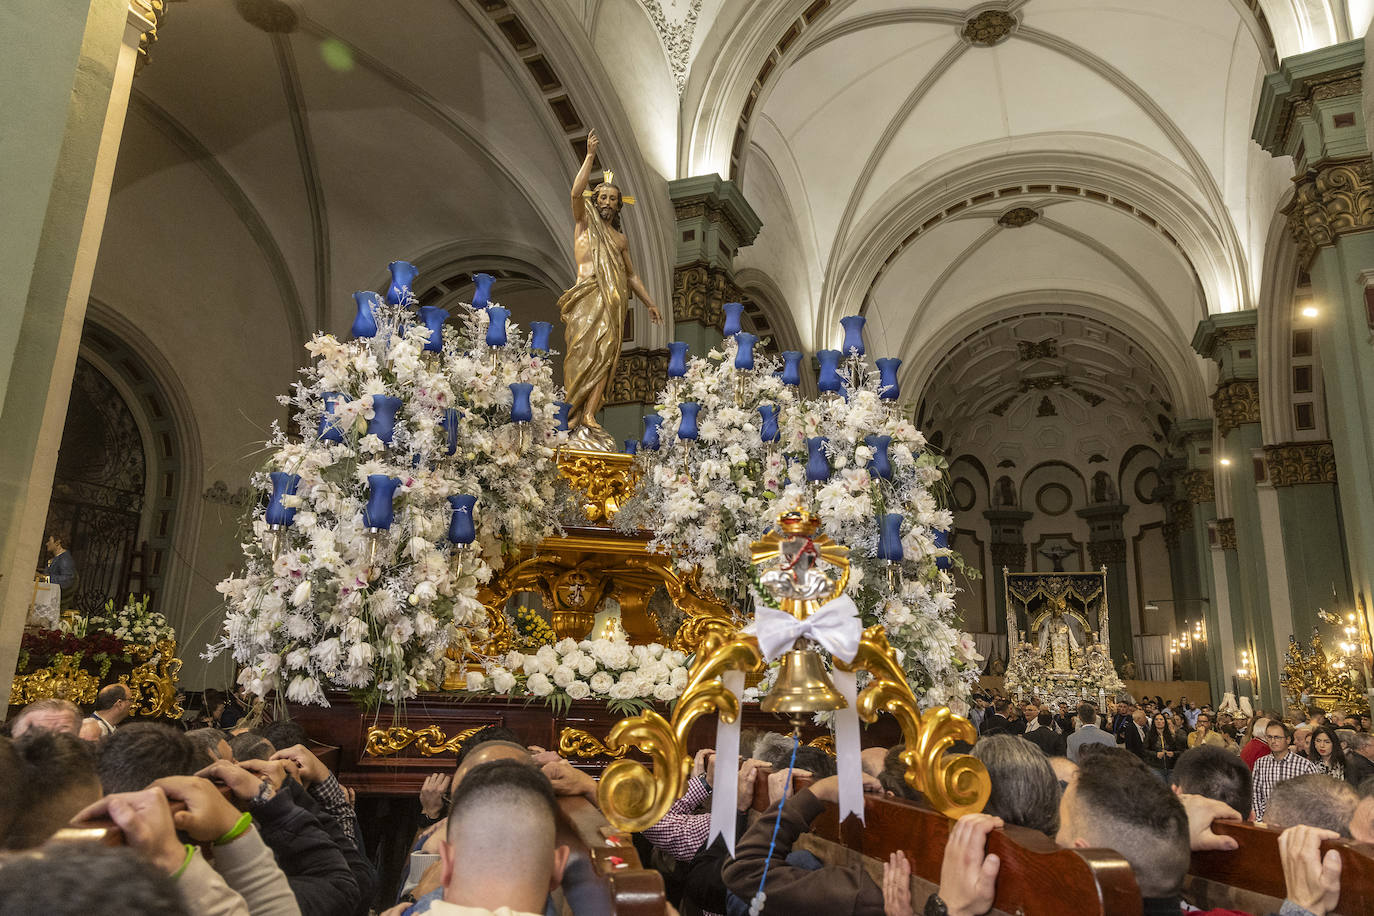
[1252,720,1320,822]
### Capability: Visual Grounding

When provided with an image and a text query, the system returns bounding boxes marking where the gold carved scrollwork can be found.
[128,1,168,72]
[558,449,639,524]
[9,639,183,718]
[598,632,764,831]
[606,349,669,408]
[559,727,629,759]
[365,724,487,757]
[843,625,990,818]
[962,10,1017,46]
[1214,518,1238,551]
[1265,441,1337,487]
[673,262,742,330]
[1182,469,1215,505]
[1212,379,1261,436]
[1285,157,1374,266]
[9,654,100,707]
[124,640,184,718]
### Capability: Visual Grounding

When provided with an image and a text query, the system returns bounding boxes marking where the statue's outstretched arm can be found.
[571,130,600,222]
[624,247,663,324]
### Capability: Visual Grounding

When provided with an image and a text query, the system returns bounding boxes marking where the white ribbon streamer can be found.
[832,668,864,823]
[709,668,746,854]
[749,592,862,664]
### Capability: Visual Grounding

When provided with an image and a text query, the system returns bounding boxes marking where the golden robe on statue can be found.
[558,202,627,449]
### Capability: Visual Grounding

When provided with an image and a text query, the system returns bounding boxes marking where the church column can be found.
[1194,311,1282,709]
[1076,504,1131,660]
[1169,421,1227,699]
[984,509,1031,638]
[0,1,161,713]
[1264,442,1352,637]
[1160,457,1207,683]
[1255,38,1374,670]
[600,174,761,445]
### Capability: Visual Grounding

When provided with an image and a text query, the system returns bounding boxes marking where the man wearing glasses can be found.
[1251,721,1320,822]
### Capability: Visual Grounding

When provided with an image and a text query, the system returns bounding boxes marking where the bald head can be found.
[11,700,81,738]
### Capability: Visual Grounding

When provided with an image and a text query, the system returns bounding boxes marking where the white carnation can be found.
[527,673,553,697]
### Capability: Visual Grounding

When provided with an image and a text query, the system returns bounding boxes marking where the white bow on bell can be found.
[749,592,863,664]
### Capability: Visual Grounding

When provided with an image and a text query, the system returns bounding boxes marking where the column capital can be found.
[1211,378,1261,436]
[1211,518,1238,551]
[1254,38,1365,160]
[1263,440,1338,486]
[605,348,668,407]
[1180,468,1216,505]
[668,174,762,268]
[1193,310,1258,373]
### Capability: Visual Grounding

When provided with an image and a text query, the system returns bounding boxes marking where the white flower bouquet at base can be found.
[466,635,690,716]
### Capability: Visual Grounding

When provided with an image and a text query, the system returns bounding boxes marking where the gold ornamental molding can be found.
[606,349,669,408]
[1271,66,1363,155]
[365,724,487,757]
[559,727,629,760]
[1265,441,1338,487]
[1285,156,1374,266]
[1214,518,1238,551]
[1087,539,1127,567]
[962,10,1017,46]
[1211,379,1261,437]
[128,1,167,72]
[558,448,639,524]
[10,639,183,719]
[672,262,742,329]
[1182,469,1216,505]
[1162,499,1193,549]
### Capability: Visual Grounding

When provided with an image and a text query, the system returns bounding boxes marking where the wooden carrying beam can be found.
[746,772,1141,916]
[1188,820,1374,915]
[557,795,666,916]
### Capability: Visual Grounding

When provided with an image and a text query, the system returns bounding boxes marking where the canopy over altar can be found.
[1002,569,1124,704]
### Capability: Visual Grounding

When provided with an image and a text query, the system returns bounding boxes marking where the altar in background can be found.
[1002,568,1123,705]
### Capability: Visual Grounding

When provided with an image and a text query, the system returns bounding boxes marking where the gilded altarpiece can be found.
[1002,570,1123,702]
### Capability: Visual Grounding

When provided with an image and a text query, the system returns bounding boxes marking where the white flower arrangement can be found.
[469,635,691,715]
[85,593,175,646]
[617,337,981,708]
[208,289,567,707]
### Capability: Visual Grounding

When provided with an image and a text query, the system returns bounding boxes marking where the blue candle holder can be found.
[486,306,510,347]
[364,475,402,529]
[642,415,663,451]
[735,332,758,370]
[878,513,904,562]
[678,402,701,440]
[471,273,495,309]
[876,357,902,400]
[529,321,553,353]
[442,408,460,456]
[386,260,419,306]
[866,435,893,480]
[367,395,404,444]
[418,306,449,353]
[780,351,804,387]
[318,392,346,443]
[554,401,571,432]
[351,291,381,339]
[624,439,639,455]
[722,302,745,337]
[266,471,301,527]
[839,315,867,357]
[817,350,845,394]
[758,404,780,443]
[447,494,478,545]
[667,341,690,378]
[933,528,952,571]
[509,383,534,423]
[805,436,831,482]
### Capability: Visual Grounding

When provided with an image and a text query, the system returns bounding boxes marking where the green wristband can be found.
[214,811,253,846]
[171,844,196,880]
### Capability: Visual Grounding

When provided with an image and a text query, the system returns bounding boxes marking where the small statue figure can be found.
[994,476,1018,508]
[990,656,1006,677]
[1091,471,1117,504]
[560,130,663,449]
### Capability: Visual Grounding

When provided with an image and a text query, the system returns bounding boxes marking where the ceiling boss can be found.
[560,129,663,450]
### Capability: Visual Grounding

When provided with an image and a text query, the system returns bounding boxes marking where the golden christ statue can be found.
[559,129,662,450]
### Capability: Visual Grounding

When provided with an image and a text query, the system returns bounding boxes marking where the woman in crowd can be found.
[1170,710,1191,738]
[1145,711,1182,778]
[1306,724,1347,780]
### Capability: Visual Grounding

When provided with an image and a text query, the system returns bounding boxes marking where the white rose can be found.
[576,655,598,677]
[492,669,517,693]
[589,672,614,694]
[552,665,576,688]
[464,671,487,691]
[565,681,591,700]
[608,681,636,700]
[653,683,679,702]
[527,673,553,697]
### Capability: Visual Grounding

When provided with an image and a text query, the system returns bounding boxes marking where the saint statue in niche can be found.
[1091,470,1118,504]
[993,475,1018,508]
[558,129,663,450]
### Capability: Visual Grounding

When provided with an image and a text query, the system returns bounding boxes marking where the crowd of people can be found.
[2,685,1373,916]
